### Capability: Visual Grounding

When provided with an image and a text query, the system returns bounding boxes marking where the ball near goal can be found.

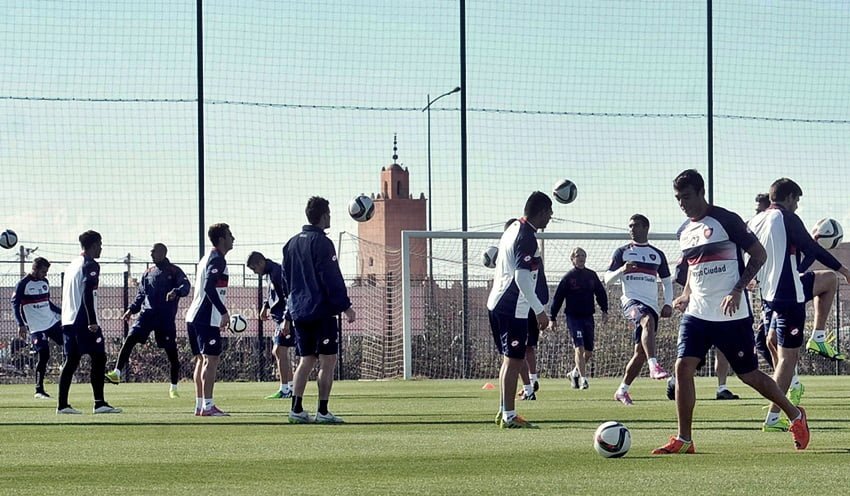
[553,179,577,204]
[349,194,375,222]
[0,229,18,250]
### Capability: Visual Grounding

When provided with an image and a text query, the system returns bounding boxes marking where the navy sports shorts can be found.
[488,311,527,359]
[129,312,177,350]
[678,314,758,374]
[273,319,295,347]
[526,310,540,348]
[187,322,222,356]
[622,299,658,344]
[293,317,339,357]
[566,315,595,351]
[762,300,806,349]
[62,324,106,356]
[30,322,63,353]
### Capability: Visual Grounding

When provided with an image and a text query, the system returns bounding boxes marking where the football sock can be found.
[502,410,516,422]
[765,411,781,425]
[292,396,303,413]
[523,384,534,397]
[790,375,801,388]
[792,410,802,422]
[529,373,538,383]
[618,383,630,393]
[812,330,826,342]
[170,384,178,390]
[647,358,659,369]
[195,398,203,410]
[112,368,122,378]
[94,400,108,409]
[318,400,329,415]
[203,398,214,410]
[676,435,691,443]
[717,385,728,393]
[278,383,287,393]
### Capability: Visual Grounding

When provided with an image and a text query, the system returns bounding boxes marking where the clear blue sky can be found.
[2,1,849,276]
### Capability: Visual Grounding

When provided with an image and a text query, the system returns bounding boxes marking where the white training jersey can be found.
[61,254,100,326]
[12,275,60,332]
[185,249,229,327]
[604,242,673,313]
[486,218,545,318]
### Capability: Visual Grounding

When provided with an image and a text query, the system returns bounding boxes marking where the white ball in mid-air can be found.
[481,245,498,268]
[0,229,18,250]
[553,179,578,204]
[593,421,631,458]
[812,218,843,250]
[349,194,375,222]
[229,313,248,333]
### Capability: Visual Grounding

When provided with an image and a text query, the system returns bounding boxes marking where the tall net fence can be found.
[2,2,850,381]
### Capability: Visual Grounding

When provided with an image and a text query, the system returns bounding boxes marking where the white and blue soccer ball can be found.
[0,229,18,250]
[481,246,498,268]
[229,313,248,333]
[553,179,578,204]
[349,194,375,222]
[812,218,843,250]
[593,421,631,458]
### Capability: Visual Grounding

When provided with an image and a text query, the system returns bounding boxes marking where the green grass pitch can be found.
[1,376,849,495]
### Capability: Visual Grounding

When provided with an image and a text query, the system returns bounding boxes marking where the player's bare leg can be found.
[714,351,739,399]
[615,343,645,405]
[807,271,844,360]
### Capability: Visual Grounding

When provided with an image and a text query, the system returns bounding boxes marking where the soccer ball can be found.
[0,229,18,250]
[812,218,843,250]
[593,421,631,458]
[349,194,375,222]
[553,179,577,204]
[482,245,498,268]
[229,313,248,333]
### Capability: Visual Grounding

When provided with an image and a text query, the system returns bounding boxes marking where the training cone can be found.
[481,382,496,390]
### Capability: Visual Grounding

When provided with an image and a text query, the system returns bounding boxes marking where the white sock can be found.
[647,357,659,369]
[523,384,534,396]
[529,373,539,383]
[112,368,122,378]
[286,381,293,390]
[812,330,826,342]
[203,398,214,410]
[791,375,801,388]
[618,383,630,393]
[502,410,516,422]
[279,383,287,393]
[170,384,178,391]
[765,411,781,425]
[195,398,203,410]
[717,384,728,393]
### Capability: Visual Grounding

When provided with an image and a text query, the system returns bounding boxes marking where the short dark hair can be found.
[32,257,50,270]
[504,218,517,231]
[523,191,552,218]
[755,193,770,207]
[207,223,230,246]
[630,214,650,229]
[78,230,102,250]
[306,196,330,225]
[246,251,265,267]
[673,169,704,192]
[153,242,168,254]
[769,178,803,203]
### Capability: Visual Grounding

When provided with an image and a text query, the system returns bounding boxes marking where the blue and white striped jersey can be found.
[61,254,100,326]
[747,204,842,304]
[486,218,546,318]
[185,249,229,327]
[11,275,61,332]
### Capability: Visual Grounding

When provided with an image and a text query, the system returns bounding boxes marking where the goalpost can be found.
[400,230,681,380]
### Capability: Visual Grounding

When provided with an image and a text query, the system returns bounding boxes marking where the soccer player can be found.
[652,169,808,454]
[57,230,122,414]
[246,251,294,400]
[747,178,850,432]
[105,243,190,398]
[11,257,63,399]
[186,223,234,416]
[282,197,355,424]
[549,247,608,390]
[487,191,552,428]
[604,214,674,405]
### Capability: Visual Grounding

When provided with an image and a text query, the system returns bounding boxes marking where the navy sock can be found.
[292,396,303,413]
[318,400,329,415]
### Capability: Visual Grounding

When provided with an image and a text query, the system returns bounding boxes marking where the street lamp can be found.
[422,86,461,283]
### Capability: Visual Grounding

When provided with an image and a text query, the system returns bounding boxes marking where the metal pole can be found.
[706,0,714,203]
[459,0,470,378]
[427,94,433,284]
[196,0,206,259]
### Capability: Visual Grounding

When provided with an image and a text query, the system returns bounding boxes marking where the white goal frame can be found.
[400,230,678,379]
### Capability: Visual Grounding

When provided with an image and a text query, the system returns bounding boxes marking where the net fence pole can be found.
[402,231,412,379]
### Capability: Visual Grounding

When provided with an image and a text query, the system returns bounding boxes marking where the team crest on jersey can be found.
[523,255,532,262]
[211,268,219,274]
[791,328,799,336]
[332,256,337,262]
[511,340,519,347]
[90,271,97,277]
[703,227,713,239]
[323,338,330,345]
[649,254,657,261]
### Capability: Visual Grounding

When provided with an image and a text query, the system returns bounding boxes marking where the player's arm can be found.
[657,251,674,317]
[513,236,547,329]
[171,266,192,299]
[316,238,353,318]
[203,258,229,316]
[127,276,146,314]
[82,261,100,329]
[593,273,609,314]
[603,248,625,285]
[49,301,62,315]
[791,215,850,283]
[673,268,692,313]
[548,276,568,324]
[11,279,27,332]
